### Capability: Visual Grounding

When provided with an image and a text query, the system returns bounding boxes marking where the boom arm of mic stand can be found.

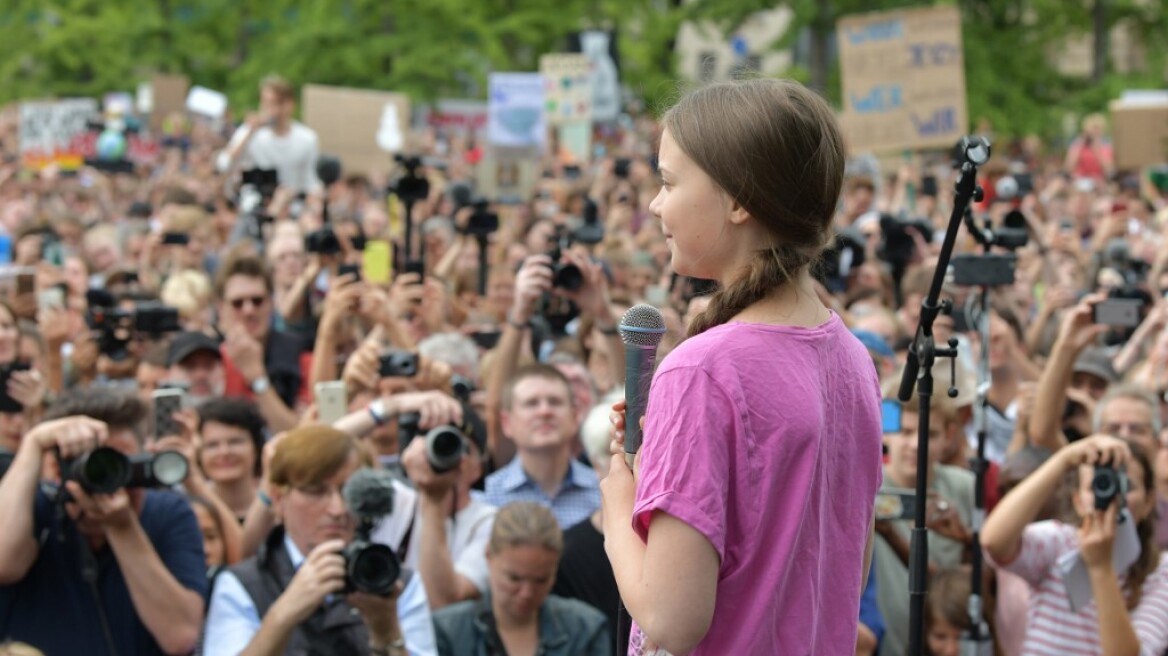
[898,164,978,402]
[900,153,986,656]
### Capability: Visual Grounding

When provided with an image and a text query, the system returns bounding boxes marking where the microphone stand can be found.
[898,136,990,656]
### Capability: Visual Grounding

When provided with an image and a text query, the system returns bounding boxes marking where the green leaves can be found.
[0,0,1162,142]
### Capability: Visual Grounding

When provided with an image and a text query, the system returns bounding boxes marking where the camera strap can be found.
[77,535,120,656]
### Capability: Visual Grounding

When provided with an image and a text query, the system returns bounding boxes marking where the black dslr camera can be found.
[398,402,483,474]
[341,469,401,596]
[545,225,584,291]
[64,447,189,494]
[304,227,341,255]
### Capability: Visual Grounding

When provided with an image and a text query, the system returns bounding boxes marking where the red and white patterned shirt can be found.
[987,520,1168,655]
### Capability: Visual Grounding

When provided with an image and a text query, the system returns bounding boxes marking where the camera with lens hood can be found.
[341,468,401,596]
[1092,464,1129,513]
[64,447,189,494]
[397,412,469,474]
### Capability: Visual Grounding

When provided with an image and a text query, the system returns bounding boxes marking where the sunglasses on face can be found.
[228,296,267,310]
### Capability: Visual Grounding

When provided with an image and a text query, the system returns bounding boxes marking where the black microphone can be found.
[618,304,667,469]
[341,467,396,520]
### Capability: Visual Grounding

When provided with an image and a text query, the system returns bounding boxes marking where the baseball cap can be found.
[1072,348,1118,385]
[167,331,222,367]
[851,329,895,360]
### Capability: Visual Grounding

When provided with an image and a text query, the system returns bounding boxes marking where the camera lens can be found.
[553,263,584,291]
[346,542,400,596]
[1092,466,1120,511]
[70,447,131,494]
[426,427,466,474]
[149,451,190,487]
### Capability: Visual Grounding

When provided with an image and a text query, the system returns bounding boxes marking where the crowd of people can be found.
[0,69,1165,656]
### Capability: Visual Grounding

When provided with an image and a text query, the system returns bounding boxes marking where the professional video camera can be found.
[391,155,430,205]
[340,468,401,596]
[234,168,279,243]
[85,290,181,362]
[63,447,189,494]
[448,181,501,239]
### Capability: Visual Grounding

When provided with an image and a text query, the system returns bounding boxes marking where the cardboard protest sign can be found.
[19,99,99,170]
[837,5,967,153]
[1110,99,1168,169]
[301,84,411,177]
[149,73,190,132]
[476,148,538,205]
[488,73,545,149]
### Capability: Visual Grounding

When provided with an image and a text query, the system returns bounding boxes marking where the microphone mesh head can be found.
[342,467,396,519]
[619,303,667,346]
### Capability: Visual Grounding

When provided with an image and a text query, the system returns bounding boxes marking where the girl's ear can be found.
[726,198,752,226]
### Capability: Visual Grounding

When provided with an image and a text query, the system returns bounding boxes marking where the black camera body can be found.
[241,168,279,200]
[379,351,419,378]
[392,155,430,205]
[545,227,584,292]
[1092,464,1129,512]
[65,447,189,495]
[305,227,342,255]
[467,199,500,238]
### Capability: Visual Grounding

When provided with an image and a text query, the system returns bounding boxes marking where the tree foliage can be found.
[0,0,1163,141]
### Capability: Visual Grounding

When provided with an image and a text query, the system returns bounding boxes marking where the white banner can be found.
[488,73,546,149]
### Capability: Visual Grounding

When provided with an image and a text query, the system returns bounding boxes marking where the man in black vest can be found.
[203,424,435,655]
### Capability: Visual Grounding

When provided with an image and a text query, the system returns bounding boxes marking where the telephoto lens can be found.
[342,540,401,596]
[424,426,467,474]
[66,447,132,494]
[127,451,190,488]
[1092,465,1128,512]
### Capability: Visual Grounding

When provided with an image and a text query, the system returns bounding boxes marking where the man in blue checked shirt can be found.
[479,364,600,530]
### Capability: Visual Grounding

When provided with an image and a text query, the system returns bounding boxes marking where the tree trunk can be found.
[1092,0,1108,83]
[809,0,833,95]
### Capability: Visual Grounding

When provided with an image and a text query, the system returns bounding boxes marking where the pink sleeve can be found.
[632,366,738,561]
[988,521,1076,589]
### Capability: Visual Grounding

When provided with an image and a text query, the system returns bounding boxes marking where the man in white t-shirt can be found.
[217,75,321,194]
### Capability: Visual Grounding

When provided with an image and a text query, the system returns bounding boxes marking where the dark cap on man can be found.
[167,331,222,367]
[1072,348,1118,385]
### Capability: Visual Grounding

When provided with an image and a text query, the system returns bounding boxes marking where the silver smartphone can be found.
[151,388,185,439]
[314,381,348,425]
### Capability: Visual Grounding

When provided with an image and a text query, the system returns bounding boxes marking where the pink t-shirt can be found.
[629,315,884,655]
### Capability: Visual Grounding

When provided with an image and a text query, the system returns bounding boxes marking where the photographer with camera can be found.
[981,435,1168,653]
[216,76,321,195]
[377,394,496,611]
[205,425,435,656]
[485,242,623,466]
[0,389,207,655]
